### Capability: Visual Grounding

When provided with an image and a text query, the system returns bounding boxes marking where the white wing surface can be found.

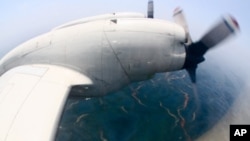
[0,65,92,141]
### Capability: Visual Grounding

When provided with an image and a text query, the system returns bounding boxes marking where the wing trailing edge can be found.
[0,64,92,141]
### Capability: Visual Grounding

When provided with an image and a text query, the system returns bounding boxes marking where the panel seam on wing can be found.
[4,69,46,141]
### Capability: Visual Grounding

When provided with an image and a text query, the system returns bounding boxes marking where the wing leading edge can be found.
[0,64,92,141]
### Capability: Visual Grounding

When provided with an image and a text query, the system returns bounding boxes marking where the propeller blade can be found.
[199,15,240,53]
[147,0,154,18]
[186,67,197,83]
[173,7,192,45]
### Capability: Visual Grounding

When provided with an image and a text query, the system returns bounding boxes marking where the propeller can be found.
[173,7,192,46]
[173,8,239,83]
[147,0,154,18]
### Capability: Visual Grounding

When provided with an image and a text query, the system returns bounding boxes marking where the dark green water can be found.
[56,64,242,141]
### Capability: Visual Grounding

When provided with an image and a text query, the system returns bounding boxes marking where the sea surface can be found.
[56,64,242,141]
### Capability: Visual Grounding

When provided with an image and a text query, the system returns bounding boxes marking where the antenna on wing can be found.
[147,0,154,18]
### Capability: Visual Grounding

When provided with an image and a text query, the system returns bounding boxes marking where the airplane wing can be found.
[0,64,92,141]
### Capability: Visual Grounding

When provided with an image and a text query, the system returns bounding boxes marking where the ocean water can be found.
[56,64,242,141]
